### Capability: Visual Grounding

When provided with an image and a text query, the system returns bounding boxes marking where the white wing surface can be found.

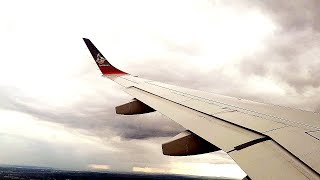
[83,38,320,180]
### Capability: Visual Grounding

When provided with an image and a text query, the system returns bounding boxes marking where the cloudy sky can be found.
[0,0,319,179]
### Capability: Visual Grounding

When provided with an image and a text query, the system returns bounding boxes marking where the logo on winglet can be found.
[96,53,109,66]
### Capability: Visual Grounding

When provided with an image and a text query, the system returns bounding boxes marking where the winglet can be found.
[83,38,127,75]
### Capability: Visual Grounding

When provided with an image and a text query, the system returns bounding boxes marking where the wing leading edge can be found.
[83,38,320,180]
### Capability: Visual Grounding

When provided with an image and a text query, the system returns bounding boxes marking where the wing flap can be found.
[266,127,320,173]
[229,140,319,180]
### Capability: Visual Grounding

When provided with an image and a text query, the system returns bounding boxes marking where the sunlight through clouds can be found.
[169,162,246,179]
[132,167,166,174]
[88,164,110,171]
[132,163,246,179]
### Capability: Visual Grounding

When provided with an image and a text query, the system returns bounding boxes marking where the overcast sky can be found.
[0,0,319,179]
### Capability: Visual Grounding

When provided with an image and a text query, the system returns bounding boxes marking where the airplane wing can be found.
[83,38,320,180]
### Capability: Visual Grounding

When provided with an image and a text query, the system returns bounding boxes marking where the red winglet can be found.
[83,38,127,75]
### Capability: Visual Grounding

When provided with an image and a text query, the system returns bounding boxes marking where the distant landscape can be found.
[0,165,237,180]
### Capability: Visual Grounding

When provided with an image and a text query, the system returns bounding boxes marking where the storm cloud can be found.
[238,1,320,92]
[0,83,183,140]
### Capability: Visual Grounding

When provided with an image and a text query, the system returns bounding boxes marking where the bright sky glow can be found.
[88,164,111,171]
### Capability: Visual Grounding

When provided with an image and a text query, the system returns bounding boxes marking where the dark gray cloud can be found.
[113,114,183,140]
[256,1,320,31]
[187,0,320,111]
[0,84,183,140]
[235,1,320,93]
[221,0,320,31]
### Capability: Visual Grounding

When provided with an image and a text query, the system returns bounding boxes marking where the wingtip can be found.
[83,38,91,44]
[83,38,128,75]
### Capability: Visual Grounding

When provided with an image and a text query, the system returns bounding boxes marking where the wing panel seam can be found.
[145,82,319,130]
[129,86,266,137]
[234,136,271,151]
